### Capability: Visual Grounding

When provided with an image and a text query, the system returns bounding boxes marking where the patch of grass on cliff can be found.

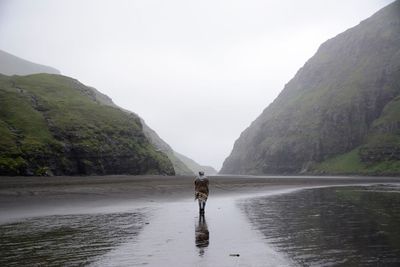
[314,148,365,174]
[0,156,27,175]
[315,147,400,175]
[0,84,55,145]
[365,161,400,175]
[0,120,17,153]
[371,94,400,127]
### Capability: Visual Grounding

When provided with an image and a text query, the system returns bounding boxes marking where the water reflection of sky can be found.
[0,212,146,266]
[91,198,291,266]
[240,184,400,266]
[3,185,398,266]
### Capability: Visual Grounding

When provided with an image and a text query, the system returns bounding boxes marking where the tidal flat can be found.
[0,175,399,266]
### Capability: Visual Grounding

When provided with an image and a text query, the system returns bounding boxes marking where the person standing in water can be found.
[194,171,209,215]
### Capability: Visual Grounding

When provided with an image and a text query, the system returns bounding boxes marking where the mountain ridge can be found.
[221,0,400,175]
[173,151,217,175]
[0,49,60,76]
[0,50,209,176]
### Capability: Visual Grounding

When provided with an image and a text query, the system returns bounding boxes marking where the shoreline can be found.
[1,175,400,223]
[2,176,400,266]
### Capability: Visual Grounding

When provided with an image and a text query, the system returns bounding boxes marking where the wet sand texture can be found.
[1,175,400,266]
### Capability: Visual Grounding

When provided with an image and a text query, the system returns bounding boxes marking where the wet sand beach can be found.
[1,175,400,266]
[2,175,400,219]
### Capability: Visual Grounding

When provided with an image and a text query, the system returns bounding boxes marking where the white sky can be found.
[0,0,394,170]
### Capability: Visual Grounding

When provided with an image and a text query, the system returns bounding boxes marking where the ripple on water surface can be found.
[240,184,400,266]
[0,211,146,266]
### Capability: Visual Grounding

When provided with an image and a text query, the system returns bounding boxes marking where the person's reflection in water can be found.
[195,214,209,256]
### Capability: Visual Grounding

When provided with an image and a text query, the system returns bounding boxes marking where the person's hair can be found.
[199,171,204,176]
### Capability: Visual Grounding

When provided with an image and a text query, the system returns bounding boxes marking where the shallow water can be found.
[91,197,291,267]
[240,184,400,266]
[1,184,400,266]
[0,194,292,267]
[0,211,147,266]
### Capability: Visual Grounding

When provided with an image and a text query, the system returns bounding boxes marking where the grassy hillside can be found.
[0,74,174,176]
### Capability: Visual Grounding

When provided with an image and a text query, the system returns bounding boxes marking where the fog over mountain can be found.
[0,50,60,76]
[0,0,394,170]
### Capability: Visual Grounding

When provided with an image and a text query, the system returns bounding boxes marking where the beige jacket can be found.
[195,177,209,196]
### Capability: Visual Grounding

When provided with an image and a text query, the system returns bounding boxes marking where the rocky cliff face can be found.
[221,1,400,175]
[86,86,199,176]
[0,74,175,176]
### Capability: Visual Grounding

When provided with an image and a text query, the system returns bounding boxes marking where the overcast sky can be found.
[0,0,394,170]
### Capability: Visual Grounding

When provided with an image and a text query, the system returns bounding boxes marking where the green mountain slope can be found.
[79,83,199,176]
[141,122,195,176]
[221,1,400,175]
[0,50,60,75]
[0,74,174,176]
[174,152,217,175]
